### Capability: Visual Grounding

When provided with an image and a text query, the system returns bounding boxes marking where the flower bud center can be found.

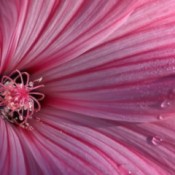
[0,70,45,129]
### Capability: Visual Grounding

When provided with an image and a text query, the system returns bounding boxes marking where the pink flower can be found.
[0,0,175,174]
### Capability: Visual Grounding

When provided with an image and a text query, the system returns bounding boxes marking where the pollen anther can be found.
[0,70,45,129]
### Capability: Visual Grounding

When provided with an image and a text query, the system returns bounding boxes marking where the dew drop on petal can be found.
[150,136,163,146]
[128,171,132,174]
[160,100,171,108]
[157,115,163,120]
[118,164,134,175]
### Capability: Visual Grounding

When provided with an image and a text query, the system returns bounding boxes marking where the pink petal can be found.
[27,107,174,175]
[1,1,175,175]
[0,0,141,73]
[44,0,175,122]
[0,0,28,73]
[0,120,27,175]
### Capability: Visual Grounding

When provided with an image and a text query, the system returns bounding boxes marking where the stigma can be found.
[0,70,45,129]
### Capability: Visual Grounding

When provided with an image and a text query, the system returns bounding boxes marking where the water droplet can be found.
[160,100,171,108]
[150,136,163,145]
[157,115,163,120]
[128,171,132,174]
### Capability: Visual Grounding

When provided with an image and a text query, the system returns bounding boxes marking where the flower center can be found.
[0,70,45,129]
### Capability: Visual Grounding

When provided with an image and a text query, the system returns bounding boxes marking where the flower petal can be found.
[0,0,28,73]
[24,0,141,73]
[29,107,175,175]
[0,120,27,175]
[0,0,141,72]
[45,0,175,122]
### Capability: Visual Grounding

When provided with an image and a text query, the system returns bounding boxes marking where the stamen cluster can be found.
[0,70,44,129]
